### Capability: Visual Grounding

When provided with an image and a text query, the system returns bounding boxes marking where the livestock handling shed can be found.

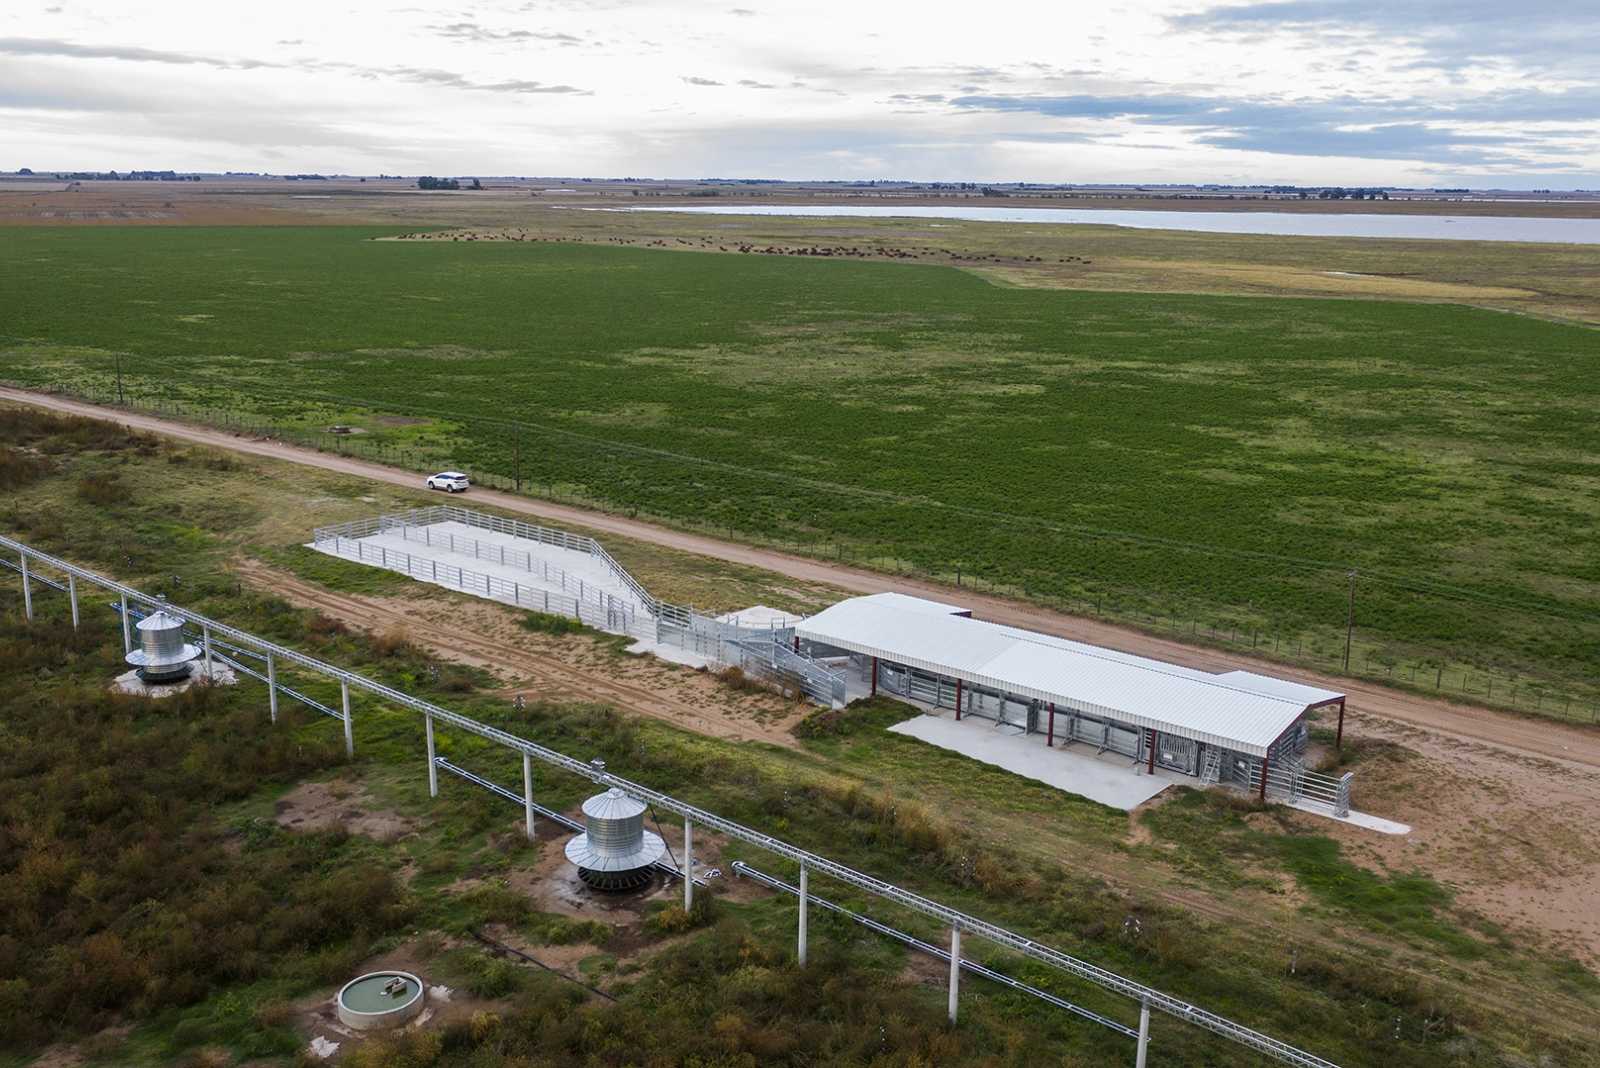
[795,594,1349,809]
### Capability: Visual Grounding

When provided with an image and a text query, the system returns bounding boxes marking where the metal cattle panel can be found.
[1155,735,1199,776]
[999,697,1031,731]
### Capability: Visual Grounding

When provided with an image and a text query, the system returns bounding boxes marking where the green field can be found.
[3,225,1599,706]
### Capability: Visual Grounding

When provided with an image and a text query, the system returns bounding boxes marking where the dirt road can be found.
[8,386,1598,771]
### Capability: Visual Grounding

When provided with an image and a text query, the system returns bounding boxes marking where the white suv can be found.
[426,471,470,493]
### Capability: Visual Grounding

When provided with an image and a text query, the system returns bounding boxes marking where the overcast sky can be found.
[4,1,1597,186]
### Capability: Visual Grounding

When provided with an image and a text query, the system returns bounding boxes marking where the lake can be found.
[627,203,1600,245]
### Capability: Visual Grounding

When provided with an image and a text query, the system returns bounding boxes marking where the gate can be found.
[1153,735,1199,776]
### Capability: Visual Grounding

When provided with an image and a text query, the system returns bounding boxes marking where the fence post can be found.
[683,819,694,910]
[797,862,809,965]
[425,712,438,797]
[341,679,354,758]
[18,553,32,621]
[523,753,535,842]
[267,652,278,723]
[947,925,961,1025]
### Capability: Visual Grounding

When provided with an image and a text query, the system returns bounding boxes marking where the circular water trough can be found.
[336,971,425,1031]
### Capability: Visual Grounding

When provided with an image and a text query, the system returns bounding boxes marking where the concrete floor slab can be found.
[888,712,1172,810]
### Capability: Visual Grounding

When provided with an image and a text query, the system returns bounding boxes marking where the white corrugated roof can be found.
[797,594,1343,756]
[1209,671,1344,707]
[864,591,971,616]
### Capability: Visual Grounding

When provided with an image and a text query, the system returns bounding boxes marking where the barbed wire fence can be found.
[11,373,1598,727]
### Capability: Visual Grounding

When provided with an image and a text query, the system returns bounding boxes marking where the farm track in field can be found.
[11,386,1599,773]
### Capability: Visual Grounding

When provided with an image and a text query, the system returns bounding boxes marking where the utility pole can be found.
[1343,569,1357,673]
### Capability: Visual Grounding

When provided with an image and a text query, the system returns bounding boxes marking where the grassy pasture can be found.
[2,226,1599,703]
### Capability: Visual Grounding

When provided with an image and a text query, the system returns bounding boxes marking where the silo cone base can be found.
[110,661,239,698]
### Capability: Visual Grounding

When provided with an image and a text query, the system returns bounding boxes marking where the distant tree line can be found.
[417,176,483,190]
[51,170,201,181]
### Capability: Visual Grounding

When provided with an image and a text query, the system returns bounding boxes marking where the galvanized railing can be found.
[4,535,1343,1068]
[1251,761,1353,818]
[316,533,653,640]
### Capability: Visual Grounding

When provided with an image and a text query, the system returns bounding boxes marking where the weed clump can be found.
[75,471,125,506]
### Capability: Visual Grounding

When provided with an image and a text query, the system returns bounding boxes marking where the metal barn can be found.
[795,594,1350,812]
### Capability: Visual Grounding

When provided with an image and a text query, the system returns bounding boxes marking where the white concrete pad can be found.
[626,638,715,670]
[888,712,1171,810]
[716,604,798,629]
[1291,801,1411,836]
[110,661,238,697]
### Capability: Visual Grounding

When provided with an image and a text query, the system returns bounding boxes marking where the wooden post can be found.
[1335,697,1346,749]
[1147,729,1157,774]
[870,656,878,697]
[1259,753,1269,802]
[1047,702,1055,747]
[954,678,963,720]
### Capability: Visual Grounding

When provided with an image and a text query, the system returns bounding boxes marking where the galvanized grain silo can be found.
[564,787,667,891]
[124,610,201,683]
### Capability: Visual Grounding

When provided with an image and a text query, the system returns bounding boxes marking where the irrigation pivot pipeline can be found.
[1,532,1342,1068]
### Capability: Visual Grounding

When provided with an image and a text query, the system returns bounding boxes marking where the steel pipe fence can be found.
[730,861,1140,1040]
[314,534,655,641]
[2,534,1341,1068]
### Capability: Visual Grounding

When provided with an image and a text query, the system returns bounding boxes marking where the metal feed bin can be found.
[564,788,667,891]
[124,610,201,682]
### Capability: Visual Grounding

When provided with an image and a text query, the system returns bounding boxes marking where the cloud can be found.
[737,78,777,89]
[682,76,723,86]
[0,37,592,95]
[949,91,1600,166]
[729,7,757,15]
[0,35,275,68]
[1170,1,1600,75]
[431,22,584,46]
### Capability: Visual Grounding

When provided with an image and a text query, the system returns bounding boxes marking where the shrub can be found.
[75,472,125,506]
[0,446,50,490]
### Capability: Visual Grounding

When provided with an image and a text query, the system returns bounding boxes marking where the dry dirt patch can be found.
[275,780,418,842]
[1308,718,1600,964]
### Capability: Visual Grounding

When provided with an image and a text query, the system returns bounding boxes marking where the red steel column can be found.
[954,679,963,720]
[1335,697,1346,749]
[870,656,878,697]
[1047,702,1055,747]
[1146,729,1157,774]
